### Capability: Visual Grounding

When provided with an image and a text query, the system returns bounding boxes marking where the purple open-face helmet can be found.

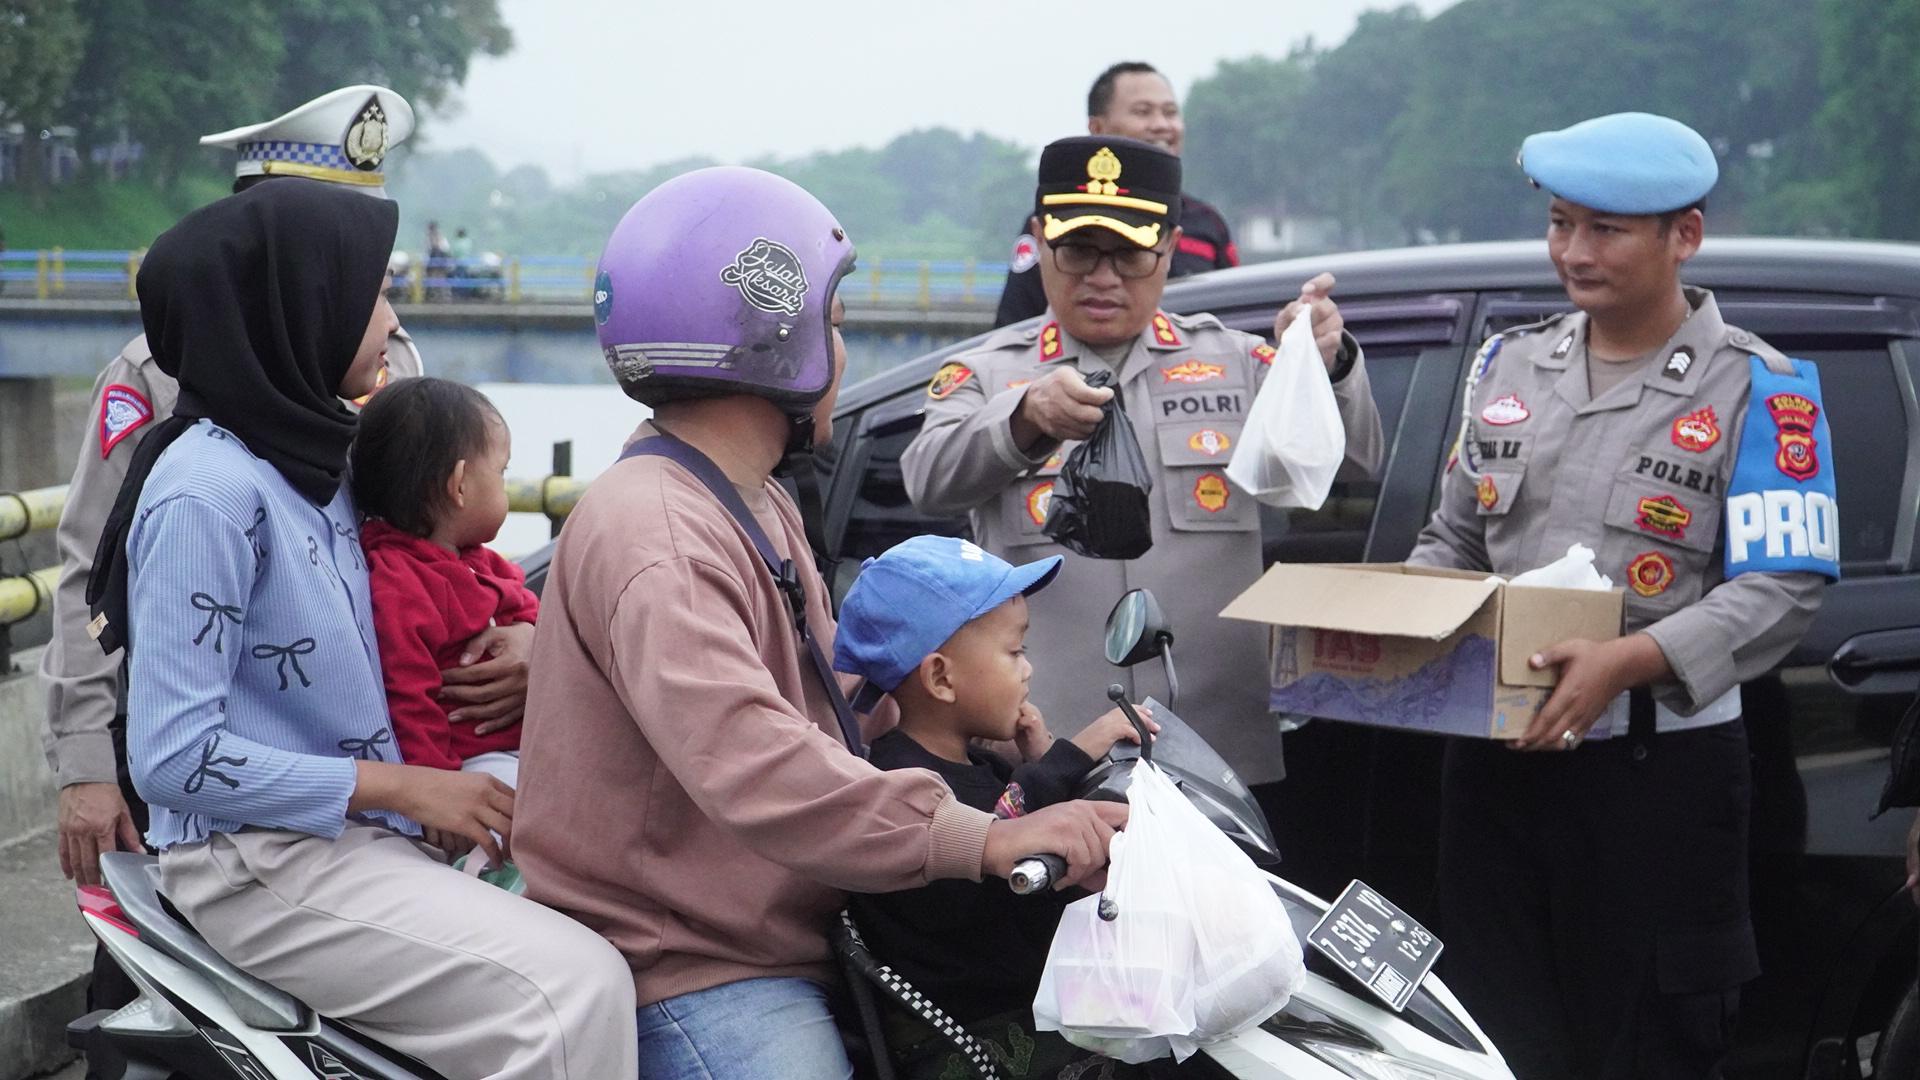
[594,167,856,420]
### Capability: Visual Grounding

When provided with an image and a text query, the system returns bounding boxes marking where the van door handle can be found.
[1830,629,1920,690]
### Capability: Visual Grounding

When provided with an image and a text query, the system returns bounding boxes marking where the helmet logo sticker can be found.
[593,270,614,325]
[721,237,809,317]
[344,95,389,171]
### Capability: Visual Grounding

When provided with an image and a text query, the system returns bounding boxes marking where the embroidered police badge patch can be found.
[344,95,389,171]
[1009,234,1039,274]
[100,384,153,459]
[927,362,973,400]
[1481,394,1530,426]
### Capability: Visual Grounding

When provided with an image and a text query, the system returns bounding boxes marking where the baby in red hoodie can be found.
[349,378,533,844]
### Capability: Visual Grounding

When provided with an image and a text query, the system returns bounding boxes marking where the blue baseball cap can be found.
[1519,112,1718,215]
[834,535,1063,709]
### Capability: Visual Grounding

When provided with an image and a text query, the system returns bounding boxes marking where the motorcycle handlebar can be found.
[1009,854,1065,894]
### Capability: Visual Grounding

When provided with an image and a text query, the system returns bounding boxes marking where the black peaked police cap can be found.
[1035,135,1182,251]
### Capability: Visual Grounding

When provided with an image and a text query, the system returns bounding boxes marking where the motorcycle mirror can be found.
[1105,589,1172,667]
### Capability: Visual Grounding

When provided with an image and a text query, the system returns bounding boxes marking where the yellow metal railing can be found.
[0,567,57,627]
[0,478,589,627]
[505,476,586,519]
[0,486,68,542]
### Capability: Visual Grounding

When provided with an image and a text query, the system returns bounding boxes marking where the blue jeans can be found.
[635,976,854,1080]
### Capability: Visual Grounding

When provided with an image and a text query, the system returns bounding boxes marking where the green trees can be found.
[18,0,510,191]
[1181,0,1902,247]
[0,0,89,193]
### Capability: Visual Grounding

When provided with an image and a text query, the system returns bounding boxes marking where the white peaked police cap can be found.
[199,85,416,197]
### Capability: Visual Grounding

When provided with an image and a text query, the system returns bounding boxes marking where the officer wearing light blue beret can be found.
[1409,112,1834,1079]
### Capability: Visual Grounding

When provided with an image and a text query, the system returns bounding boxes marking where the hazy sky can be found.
[428,0,1457,183]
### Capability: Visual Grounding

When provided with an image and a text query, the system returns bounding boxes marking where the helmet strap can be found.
[784,413,816,457]
[775,432,837,586]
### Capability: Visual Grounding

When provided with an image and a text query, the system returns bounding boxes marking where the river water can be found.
[479,326,963,556]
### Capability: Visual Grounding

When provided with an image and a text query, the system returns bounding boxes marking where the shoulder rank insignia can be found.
[1664,347,1695,381]
[1039,321,1065,362]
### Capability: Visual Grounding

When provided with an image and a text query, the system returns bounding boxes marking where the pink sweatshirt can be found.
[513,440,994,1006]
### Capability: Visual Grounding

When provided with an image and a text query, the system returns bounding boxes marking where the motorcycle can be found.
[837,589,1517,1080]
[66,589,1514,1079]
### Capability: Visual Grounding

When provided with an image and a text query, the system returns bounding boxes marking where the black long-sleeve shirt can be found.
[851,728,1096,1023]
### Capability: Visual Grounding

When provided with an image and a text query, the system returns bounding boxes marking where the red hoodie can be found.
[361,519,537,771]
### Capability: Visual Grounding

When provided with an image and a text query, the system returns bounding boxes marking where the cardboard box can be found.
[1220,564,1624,739]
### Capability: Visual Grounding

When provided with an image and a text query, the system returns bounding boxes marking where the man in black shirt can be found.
[993,61,1239,328]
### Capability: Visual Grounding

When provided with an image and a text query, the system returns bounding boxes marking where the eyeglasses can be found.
[1048,241,1167,280]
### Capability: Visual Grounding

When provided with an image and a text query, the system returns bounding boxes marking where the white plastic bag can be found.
[1224,309,1346,510]
[1032,763,1305,1063]
[1507,543,1615,591]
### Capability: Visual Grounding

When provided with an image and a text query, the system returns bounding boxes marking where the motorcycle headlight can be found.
[1299,1040,1479,1080]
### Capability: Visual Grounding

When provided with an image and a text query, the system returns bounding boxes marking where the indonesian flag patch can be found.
[100,384,154,459]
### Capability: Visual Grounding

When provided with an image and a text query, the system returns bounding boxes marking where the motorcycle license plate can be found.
[1308,880,1442,1012]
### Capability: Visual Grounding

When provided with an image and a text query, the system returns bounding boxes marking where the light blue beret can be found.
[1519,112,1718,215]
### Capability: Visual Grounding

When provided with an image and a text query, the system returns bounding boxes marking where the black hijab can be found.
[141,177,398,500]
[86,179,398,654]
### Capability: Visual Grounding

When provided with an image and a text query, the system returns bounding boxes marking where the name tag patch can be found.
[1159,392,1245,419]
[1634,455,1721,496]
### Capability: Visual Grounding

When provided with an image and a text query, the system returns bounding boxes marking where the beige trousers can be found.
[160,823,637,1080]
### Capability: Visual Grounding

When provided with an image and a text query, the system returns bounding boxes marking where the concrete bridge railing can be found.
[0,248,1012,311]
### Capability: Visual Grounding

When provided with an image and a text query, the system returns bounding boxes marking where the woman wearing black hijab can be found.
[111,179,635,1078]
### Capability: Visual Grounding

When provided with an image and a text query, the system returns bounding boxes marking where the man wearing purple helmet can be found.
[512,167,1129,1078]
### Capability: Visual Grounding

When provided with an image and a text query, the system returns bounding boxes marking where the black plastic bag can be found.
[1043,370,1154,559]
[1875,691,1920,816]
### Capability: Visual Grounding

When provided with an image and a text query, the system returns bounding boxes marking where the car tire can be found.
[1874,981,1920,1078]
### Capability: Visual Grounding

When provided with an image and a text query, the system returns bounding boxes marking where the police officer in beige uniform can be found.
[40,86,447,1043]
[1407,114,1838,1078]
[903,135,1382,793]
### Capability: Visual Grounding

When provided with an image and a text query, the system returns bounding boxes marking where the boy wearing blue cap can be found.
[834,535,1155,1056]
[1409,113,1835,1078]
